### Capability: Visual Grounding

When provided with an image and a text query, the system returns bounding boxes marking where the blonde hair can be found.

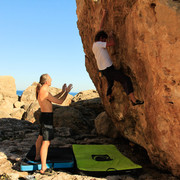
[36,74,49,99]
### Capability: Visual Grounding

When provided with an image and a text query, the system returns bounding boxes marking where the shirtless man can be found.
[35,73,73,174]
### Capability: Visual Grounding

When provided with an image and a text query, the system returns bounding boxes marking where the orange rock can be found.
[76,0,180,176]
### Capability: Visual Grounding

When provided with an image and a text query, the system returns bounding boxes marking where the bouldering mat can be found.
[21,145,74,171]
[72,144,142,176]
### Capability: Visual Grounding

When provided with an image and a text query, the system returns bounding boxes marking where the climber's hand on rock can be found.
[109,31,114,37]
[102,9,108,17]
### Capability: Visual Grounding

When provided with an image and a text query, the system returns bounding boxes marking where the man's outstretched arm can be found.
[54,83,67,98]
[99,9,115,47]
[99,9,107,30]
[58,84,73,104]
[106,31,115,47]
[47,84,73,104]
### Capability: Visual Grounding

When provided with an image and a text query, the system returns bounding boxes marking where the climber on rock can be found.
[92,9,144,106]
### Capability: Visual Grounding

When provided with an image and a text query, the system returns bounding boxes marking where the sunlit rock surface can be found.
[0,76,18,102]
[76,0,180,176]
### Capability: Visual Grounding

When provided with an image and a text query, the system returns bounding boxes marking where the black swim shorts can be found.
[39,112,54,141]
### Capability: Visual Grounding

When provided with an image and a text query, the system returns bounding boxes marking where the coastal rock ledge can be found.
[76,0,180,176]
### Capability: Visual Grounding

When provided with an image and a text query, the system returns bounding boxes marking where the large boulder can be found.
[10,108,25,120]
[13,101,25,109]
[0,76,18,118]
[76,0,180,176]
[54,106,89,134]
[0,99,14,115]
[71,90,104,130]
[95,111,119,138]
[0,76,18,103]
[72,89,99,102]
[20,82,37,104]
[23,102,40,123]
[0,111,11,119]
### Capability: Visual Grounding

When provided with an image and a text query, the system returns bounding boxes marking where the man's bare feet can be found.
[40,169,46,174]
[40,168,55,176]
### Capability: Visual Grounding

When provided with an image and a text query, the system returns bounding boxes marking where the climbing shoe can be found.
[109,95,114,103]
[131,100,144,106]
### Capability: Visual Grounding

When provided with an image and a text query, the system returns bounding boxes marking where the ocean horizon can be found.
[16,90,77,97]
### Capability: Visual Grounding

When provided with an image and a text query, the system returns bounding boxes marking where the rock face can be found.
[0,76,18,117]
[72,89,99,102]
[76,0,180,176]
[0,76,18,102]
[95,111,119,138]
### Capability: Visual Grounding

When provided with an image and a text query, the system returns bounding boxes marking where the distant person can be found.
[35,73,73,175]
[92,9,144,106]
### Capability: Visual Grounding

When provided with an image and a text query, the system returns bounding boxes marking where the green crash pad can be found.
[72,144,142,175]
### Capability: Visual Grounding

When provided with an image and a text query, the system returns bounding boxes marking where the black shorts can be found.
[39,112,54,141]
[101,65,134,95]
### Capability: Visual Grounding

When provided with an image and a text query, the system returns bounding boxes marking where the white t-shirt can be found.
[92,41,113,71]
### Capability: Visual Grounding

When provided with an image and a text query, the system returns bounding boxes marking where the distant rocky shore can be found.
[0,76,179,179]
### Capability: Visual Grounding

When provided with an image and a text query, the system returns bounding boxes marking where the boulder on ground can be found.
[0,111,11,118]
[95,111,119,138]
[0,76,18,103]
[13,101,25,109]
[23,102,40,123]
[20,82,37,104]
[76,0,180,176]
[54,106,89,135]
[0,100,14,115]
[10,108,25,120]
[72,90,99,102]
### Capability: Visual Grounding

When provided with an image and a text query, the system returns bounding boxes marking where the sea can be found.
[16,90,77,97]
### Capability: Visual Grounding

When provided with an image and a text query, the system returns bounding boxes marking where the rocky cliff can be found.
[76,0,180,176]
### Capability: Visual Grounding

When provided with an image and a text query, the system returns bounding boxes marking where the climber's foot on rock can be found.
[108,95,114,103]
[131,100,144,106]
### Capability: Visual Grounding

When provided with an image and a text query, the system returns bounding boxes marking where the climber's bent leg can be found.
[101,65,144,105]
[107,66,134,95]
[106,80,114,96]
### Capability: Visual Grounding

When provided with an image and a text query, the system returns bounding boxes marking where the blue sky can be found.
[0,0,95,92]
